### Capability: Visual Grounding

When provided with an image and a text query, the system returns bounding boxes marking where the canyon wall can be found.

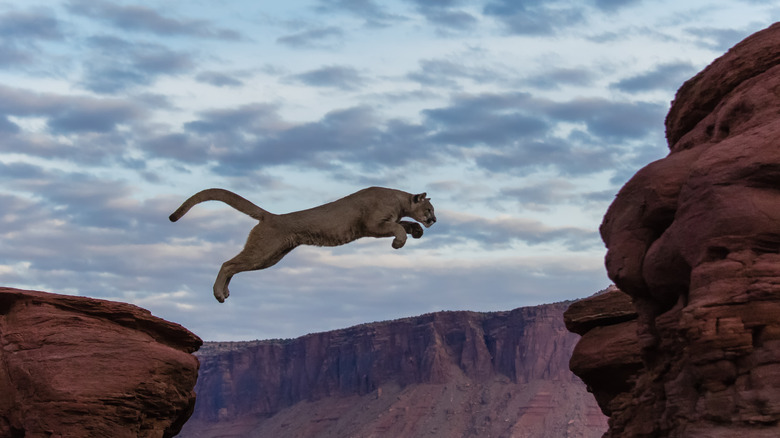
[180,301,607,438]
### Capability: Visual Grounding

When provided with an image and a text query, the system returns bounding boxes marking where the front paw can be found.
[410,223,423,239]
[392,237,406,249]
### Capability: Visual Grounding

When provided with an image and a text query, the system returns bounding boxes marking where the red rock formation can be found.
[0,287,202,438]
[179,302,608,438]
[564,286,643,416]
[569,23,780,437]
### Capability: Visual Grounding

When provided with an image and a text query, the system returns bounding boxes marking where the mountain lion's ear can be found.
[413,193,427,203]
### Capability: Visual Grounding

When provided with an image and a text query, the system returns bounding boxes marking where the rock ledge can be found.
[0,287,202,438]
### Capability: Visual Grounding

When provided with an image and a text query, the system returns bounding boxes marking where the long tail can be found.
[169,188,270,222]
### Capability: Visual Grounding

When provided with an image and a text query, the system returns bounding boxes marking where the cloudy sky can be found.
[0,0,776,341]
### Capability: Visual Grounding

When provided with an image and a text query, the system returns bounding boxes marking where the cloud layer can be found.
[0,0,775,340]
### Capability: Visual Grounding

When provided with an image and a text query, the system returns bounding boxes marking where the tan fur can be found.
[170,187,436,302]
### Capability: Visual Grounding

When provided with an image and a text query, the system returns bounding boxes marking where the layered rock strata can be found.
[568,23,780,437]
[0,287,202,438]
[180,302,608,438]
[564,286,642,416]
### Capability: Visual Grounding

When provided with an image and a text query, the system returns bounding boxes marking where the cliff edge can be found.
[0,287,202,438]
[567,22,780,437]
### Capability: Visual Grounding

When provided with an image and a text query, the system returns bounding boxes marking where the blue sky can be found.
[0,0,776,340]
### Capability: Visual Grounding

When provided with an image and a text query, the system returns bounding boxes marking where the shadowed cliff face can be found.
[569,23,780,438]
[0,287,202,438]
[180,302,608,438]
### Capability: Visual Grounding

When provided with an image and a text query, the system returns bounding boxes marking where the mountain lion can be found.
[169,187,436,302]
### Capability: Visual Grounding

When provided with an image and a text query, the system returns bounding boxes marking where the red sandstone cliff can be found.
[179,301,607,438]
[0,287,202,438]
[567,22,780,437]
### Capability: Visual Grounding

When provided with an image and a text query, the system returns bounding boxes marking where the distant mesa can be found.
[178,302,608,438]
[0,287,201,438]
[568,22,780,437]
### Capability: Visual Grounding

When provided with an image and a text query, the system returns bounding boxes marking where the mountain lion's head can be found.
[411,193,436,227]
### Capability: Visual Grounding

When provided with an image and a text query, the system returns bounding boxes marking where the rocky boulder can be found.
[569,23,780,437]
[0,287,202,438]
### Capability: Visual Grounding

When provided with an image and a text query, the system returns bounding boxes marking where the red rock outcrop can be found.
[0,287,202,438]
[568,23,780,437]
[179,302,608,438]
[564,286,643,416]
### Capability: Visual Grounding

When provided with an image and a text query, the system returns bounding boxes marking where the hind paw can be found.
[214,287,229,303]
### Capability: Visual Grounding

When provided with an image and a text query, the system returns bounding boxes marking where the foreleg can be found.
[400,220,424,239]
[368,221,408,248]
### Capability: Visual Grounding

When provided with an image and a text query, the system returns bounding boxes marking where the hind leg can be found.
[212,233,297,302]
[213,255,244,303]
